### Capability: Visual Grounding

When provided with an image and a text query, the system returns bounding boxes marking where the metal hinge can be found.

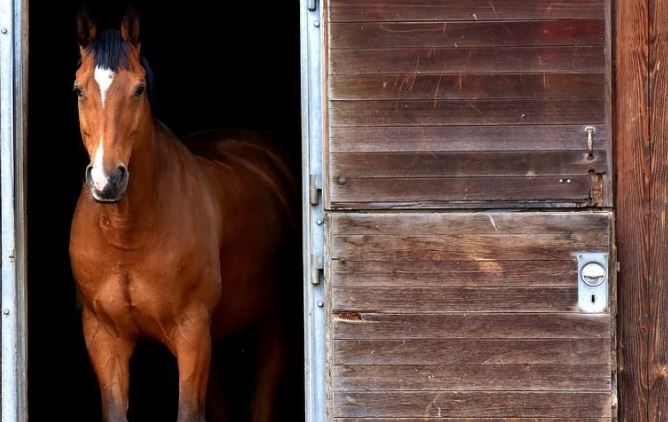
[311,251,324,285]
[307,0,318,11]
[309,174,322,206]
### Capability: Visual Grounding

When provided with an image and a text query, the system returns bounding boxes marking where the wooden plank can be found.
[330,175,591,205]
[330,20,605,49]
[330,125,610,152]
[329,99,605,127]
[332,232,608,261]
[333,338,609,365]
[332,268,575,288]
[331,391,611,418]
[330,0,605,23]
[334,419,610,422]
[330,151,607,177]
[330,46,605,75]
[649,0,668,419]
[615,0,650,418]
[330,73,606,100]
[332,260,576,280]
[330,212,611,235]
[332,313,612,339]
[332,364,611,391]
[332,286,578,313]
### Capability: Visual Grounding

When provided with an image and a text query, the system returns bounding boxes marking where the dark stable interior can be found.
[28,1,303,420]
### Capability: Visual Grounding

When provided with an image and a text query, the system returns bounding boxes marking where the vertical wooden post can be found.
[616,0,651,420]
[649,0,668,418]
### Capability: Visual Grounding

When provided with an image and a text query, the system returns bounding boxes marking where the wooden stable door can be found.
[320,0,615,419]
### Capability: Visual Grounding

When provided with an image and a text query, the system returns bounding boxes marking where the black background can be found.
[28,1,303,420]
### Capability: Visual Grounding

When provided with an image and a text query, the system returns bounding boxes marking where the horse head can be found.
[74,8,151,203]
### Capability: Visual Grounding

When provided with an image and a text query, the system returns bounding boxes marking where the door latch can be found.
[577,252,608,313]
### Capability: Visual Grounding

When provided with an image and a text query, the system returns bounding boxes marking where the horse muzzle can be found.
[85,163,129,203]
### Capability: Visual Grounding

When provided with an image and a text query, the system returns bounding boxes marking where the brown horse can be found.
[69,9,297,422]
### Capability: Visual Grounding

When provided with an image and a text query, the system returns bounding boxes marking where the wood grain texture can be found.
[329,0,605,22]
[331,151,606,177]
[615,0,651,419]
[334,419,610,422]
[330,211,611,235]
[330,73,605,100]
[331,391,612,418]
[330,99,605,127]
[333,338,609,365]
[330,125,610,152]
[332,364,611,391]
[330,176,590,207]
[332,312,612,340]
[332,233,608,261]
[332,286,578,313]
[330,46,605,74]
[330,20,604,49]
[649,0,668,419]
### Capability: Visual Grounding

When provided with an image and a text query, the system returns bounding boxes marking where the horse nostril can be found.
[85,165,94,185]
[111,165,128,185]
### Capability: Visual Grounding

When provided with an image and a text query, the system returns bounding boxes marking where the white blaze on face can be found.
[94,67,114,107]
[91,67,115,192]
[90,139,109,191]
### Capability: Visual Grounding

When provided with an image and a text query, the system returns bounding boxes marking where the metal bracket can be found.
[585,126,596,160]
[309,174,322,206]
[311,251,324,285]
[577,252,608,313]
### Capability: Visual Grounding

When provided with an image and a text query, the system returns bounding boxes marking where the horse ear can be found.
[121,6,141,49]
[76,7,96,50]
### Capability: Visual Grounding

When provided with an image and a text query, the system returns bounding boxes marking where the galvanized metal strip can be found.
[1,0,27,420]
[300,0,326,420]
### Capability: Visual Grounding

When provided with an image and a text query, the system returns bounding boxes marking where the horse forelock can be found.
[85,29,156,107]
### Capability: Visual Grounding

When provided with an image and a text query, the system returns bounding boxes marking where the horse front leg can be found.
[82,307,135,422]
[172,307,212,422]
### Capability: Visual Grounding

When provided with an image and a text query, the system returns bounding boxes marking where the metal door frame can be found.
[0,0,28,421]
[300,0,326,421]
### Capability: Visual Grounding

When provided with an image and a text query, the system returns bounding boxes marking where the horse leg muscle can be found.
[82,307,135,422]
[173,308,212,422]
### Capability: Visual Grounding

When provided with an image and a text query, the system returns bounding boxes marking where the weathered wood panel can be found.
[330,0,605,22]
[331,392,612,418]
[326,0,611,210]
[331,151,606,177]
[333,364,610,391]
[332,312,612,340]
[333,338,609,365]
[332,286,578,313]
[331,211,611,234]
[330,20,604,49]
[330,73,605,100]
[330,99,604,127]
[649,0,668,420]
[334,419,610,422]
[615,0,650,419]
[331,176,590,208]
[328,212,614,418]
[330,46,605,74]
[330,125,609,152]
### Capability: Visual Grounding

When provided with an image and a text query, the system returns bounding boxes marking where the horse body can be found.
[69,10,295,422]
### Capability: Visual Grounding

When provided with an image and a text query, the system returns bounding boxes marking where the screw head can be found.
[2,308,10,316]
[0,27,7,34]
[316,301,324,308]
[313,20,320,27]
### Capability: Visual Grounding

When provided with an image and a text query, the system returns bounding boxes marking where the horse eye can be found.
[73,86,84,98]
[134,85,146,97]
